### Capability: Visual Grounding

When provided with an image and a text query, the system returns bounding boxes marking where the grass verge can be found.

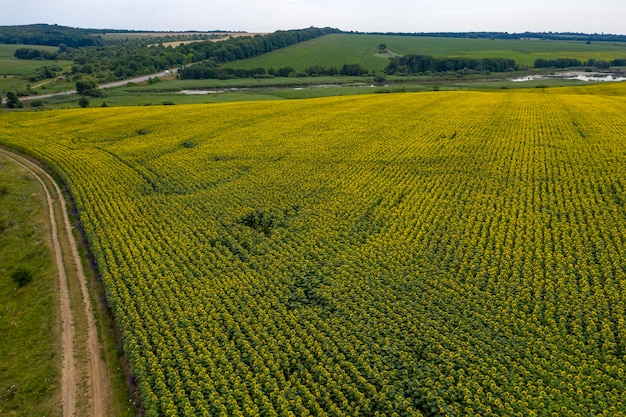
[0,155,59,416]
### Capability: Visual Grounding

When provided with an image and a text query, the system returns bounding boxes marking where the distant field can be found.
[148,33,269,47]
[148,40,206,48]
[0,44,71,76]
[224,33,626,71]
[103,31,266,42]
[102,31,221,40]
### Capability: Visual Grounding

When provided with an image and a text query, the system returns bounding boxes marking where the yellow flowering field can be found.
[1,90,625,416]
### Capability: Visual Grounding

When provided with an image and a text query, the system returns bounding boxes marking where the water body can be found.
[511,71,626,82]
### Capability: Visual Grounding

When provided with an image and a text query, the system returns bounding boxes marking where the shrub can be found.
[12,266,33,287]
[374,73,387,83]
[5,91,23,108]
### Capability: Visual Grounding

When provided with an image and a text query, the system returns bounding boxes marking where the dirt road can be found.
[0,148,112,417]
[16,68,177,102]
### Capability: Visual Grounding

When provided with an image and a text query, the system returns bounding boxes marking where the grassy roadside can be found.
[0,155,59,416]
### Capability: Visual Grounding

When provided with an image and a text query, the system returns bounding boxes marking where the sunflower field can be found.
[1,88,625,416]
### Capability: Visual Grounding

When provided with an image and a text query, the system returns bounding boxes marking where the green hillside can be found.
[224,33,626,71]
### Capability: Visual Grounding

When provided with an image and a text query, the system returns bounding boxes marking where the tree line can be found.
[385,54,517,75]
[358,31,626,42]
[180,63,368,79]
[534,57,626,68]
[13,47,58,60]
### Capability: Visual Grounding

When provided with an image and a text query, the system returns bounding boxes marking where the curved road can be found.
[0,148,112,417]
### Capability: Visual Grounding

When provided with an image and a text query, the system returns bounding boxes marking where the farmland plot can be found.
[1,90,625,416]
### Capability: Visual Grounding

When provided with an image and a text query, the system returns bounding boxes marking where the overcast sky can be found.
[1,0,624,34]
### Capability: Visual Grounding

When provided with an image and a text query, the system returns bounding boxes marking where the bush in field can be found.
[373,73,387,83]
[12,266,33,287]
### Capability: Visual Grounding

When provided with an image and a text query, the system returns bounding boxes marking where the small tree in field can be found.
[78,97,90,108]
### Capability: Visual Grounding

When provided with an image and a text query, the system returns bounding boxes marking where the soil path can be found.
[0,148,112,416]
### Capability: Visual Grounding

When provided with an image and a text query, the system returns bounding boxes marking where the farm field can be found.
[1,87,625,416]
[223,33,626,72]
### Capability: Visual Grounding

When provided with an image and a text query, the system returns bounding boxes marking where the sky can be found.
[1,0,625,35]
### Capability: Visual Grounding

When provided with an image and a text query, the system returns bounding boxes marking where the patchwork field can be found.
[1,87,625,416]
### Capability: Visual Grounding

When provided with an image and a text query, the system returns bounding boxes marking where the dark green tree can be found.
[75,78,98,95]
[5,91,23,108]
